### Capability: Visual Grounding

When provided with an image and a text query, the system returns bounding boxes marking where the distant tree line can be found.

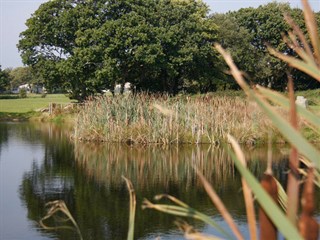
[0,65,10,93]
[2,0,319,100]
[0,66,44,93]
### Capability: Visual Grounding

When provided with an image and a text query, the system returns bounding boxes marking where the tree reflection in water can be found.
[0,123,9,156]
[13,122,315,240]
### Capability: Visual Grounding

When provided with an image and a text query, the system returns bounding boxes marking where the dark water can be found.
[0,122,319,240]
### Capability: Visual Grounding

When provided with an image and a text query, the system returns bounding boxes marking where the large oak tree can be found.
[18,0,220,100]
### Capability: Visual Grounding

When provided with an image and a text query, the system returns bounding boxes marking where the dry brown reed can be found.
[196,169,245,240]
[74,93,272,144]
[39,200,83,240]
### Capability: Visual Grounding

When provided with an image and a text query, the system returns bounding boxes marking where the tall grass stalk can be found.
[196,169,245,240]
[227,135,257,240]
[122,177,136,240]
[74,93,272,144]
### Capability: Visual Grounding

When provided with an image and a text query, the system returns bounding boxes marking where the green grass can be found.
[0,94,73,113]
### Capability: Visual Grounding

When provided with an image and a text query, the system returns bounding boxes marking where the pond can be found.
[0,122,319,240]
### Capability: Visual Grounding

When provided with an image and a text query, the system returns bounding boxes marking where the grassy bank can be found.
[74,93,275,144]
[0,111,39,121]
[0,94,75,121]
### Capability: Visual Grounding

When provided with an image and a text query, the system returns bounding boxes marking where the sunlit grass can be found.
[0,94,73,113]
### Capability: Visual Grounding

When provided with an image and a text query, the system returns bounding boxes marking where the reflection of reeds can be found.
[74,93,272,144]
[74,142,287,190]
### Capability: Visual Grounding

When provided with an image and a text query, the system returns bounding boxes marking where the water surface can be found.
[0,122,319,240]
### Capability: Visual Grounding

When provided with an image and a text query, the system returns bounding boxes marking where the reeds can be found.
[74,93,272,144]
[73,142,287,191]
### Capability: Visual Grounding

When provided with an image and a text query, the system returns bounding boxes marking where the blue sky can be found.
[0,0,319,69]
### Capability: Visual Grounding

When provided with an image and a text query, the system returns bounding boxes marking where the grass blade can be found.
[252,93,320,170]
[274,178,288,212]
[256,86,320,133]
[215,44,320,170]
[176,221,224,240]
[154,194,190,208]
[267,48,320,81]
[142,198,234,239]
[283,14,313,60]
[301,0,320,63]
[122,176,136,240]
[286,77,300,224]
[227,135,257,240]
[196,169,245,240]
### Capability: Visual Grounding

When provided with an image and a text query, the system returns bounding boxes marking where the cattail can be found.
[259,161,278,240]
[298,168,319,240]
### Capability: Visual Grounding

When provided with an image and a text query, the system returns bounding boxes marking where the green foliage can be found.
[8,67,33,89]
[0,65,11,92]
[0,111,37,121]
[18,0,221,100]
[41,92,47,98]
[210,13,255,88]
[0,95,19,99]
[212,2,319,90]
[17,1,320,101]
[19,88,27,98]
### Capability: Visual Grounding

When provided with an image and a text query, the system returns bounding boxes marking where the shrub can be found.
[19,88,27,98]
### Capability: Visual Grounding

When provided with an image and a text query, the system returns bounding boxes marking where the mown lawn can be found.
[0,94,74,113]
